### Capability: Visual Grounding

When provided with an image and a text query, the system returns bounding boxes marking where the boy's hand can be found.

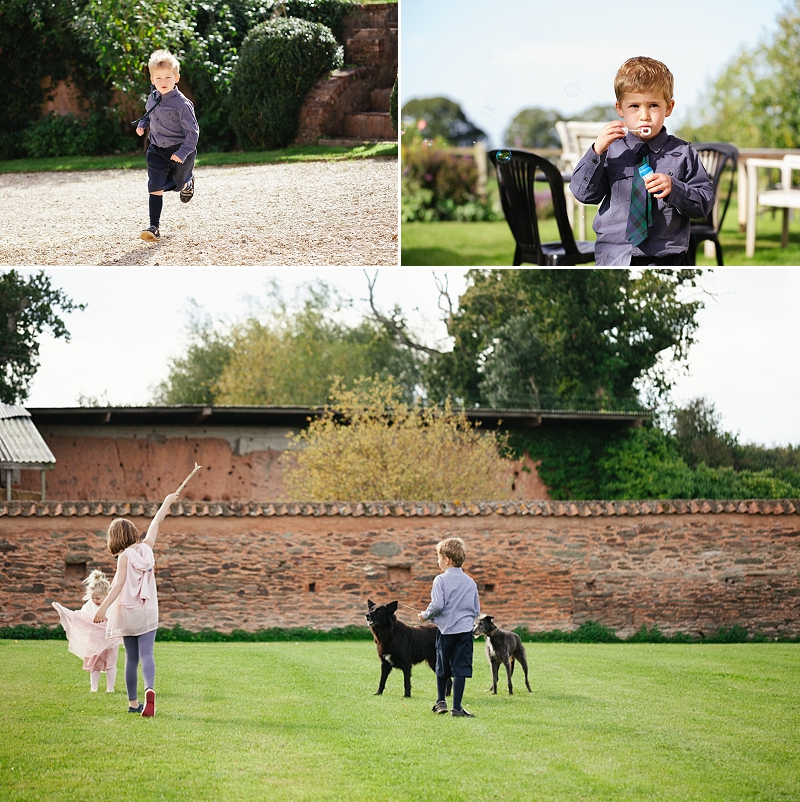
[593,121,625,155]
[645,172,672,198]
[170,154,183,163]
[417,613,425,622]
[136,127,145,136]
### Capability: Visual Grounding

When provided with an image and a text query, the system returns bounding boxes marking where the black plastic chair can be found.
[489,149,595,266]
[688,142,738,266]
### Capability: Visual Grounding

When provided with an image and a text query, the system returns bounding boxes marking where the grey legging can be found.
[123,629,156,701]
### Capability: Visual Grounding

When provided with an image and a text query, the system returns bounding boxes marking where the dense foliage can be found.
[281,377,510,501]
[229,17,343,149]
[428,269,703,410]
[0,0,360,158]
[0,271,85,404]
[400,97,487,146]
[154,283,423,406]
[401,129,498,222]
[678,0,800,147]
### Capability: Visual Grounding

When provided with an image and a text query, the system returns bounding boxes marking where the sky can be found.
[401,0,790,147]
[18,267,800,447]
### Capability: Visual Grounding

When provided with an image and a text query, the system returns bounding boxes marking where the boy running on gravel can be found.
[134,49,199,242]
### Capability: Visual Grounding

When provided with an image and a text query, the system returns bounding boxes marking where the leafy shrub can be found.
[21,111,135,158]
[255,0,356,43]
[401,136,499,222]
[229,17,343,149]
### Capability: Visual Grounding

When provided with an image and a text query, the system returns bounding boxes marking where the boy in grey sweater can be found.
[135,49,199,242]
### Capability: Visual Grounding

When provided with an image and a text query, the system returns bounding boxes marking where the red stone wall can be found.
[1,500,797,638]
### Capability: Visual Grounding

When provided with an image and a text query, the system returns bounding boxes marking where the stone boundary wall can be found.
[1,500,798,638]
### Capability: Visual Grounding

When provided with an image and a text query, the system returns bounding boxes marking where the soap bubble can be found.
[422,138,433,148]
[495,90,505,100]
[591,91,599,102]
[482,108,494,117]
[485,99,496,110]
[565,83,580,97]
[495,149,512,164]
[486,51,494,60]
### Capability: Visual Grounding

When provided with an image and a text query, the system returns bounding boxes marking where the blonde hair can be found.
[614,56,674,105]
[437,537,466,567]
[148,49,180,77]
[107,518,140,556]
[83,569,111,602]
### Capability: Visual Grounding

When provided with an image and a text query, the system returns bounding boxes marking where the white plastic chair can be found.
[745,154,800,257]
[557,120,607,240]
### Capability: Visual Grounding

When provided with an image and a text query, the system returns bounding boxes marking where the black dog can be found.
[365,599,447,698]
[473,613,532,695]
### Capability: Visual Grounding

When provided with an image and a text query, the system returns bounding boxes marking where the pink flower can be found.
[417,119,427,131]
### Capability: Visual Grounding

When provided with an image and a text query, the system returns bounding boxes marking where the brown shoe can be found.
[140,225,160,242]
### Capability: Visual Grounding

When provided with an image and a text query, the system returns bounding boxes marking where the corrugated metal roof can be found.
[0,404,56,467]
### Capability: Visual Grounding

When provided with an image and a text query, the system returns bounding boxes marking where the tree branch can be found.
[363,270,444,356]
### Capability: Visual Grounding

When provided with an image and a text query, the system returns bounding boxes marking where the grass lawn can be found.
[0,142,397,175]
[1,640,798,801]
[401,198,800,266]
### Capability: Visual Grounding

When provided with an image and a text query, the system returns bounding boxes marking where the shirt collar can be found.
[625,126,669,154]
[158,87,179,101]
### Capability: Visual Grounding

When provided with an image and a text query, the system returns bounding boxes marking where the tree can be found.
[400,97,487,146]
[420,269,704,411]
[679,0,800,147]
[280,377,509,501]
[0,270,85,404]
[152,300,234,405]
[153,282,423,406]
[503,108,562,149]
[672,397,736,469]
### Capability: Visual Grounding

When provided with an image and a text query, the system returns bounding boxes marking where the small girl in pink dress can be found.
[52,570,122,692]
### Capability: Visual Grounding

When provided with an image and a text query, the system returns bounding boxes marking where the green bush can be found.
[256,0,356,43]
[229,17,343,150]
[21,111,135,158]
[401,137,499,222]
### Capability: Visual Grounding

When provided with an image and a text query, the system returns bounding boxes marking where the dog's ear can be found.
[367,599,375,610]
[485,615,494,623]
[387,601,399,615]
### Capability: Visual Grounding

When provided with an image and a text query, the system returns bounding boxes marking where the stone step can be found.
[343,111,396,140]
[370,87,392,112]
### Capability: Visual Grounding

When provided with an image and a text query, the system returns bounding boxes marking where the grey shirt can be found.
[143,87,199,162]
[569,127,713,265]
[421,567,480,635]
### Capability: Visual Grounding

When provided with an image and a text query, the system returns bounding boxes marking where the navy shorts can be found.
[146,142,195,193]
[435,630,473,678]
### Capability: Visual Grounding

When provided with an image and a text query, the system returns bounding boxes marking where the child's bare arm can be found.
[94,552,127,622]
[143,493,180,550]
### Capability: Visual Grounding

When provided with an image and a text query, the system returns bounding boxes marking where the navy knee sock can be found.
[149,194,163,228]
[452,676,466,710]
[437,674,449,703]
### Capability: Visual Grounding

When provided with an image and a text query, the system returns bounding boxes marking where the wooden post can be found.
[41,470,47,502]
[474,141,487,199]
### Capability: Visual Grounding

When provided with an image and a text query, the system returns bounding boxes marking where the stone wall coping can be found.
[0,499,797,518]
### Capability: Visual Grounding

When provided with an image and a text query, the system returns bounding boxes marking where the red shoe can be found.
[142,688,156,718]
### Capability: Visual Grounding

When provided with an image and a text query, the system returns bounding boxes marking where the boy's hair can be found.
[82,569,111,601]
[148,49,180,77]
[614,56,674,104]
[107,517,141,556]
[436,537,466,567]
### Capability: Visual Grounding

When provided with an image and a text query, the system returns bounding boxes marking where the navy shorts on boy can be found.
[146,143,195,193]
[435,630,474,678]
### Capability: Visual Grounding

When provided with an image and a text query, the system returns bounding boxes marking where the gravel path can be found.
[0,159,398,266]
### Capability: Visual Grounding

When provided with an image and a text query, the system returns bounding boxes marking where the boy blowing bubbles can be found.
[570,56,714,266]
[135,49,200,242]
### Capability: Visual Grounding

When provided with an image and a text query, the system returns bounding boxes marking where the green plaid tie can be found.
[626,145,652,247]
